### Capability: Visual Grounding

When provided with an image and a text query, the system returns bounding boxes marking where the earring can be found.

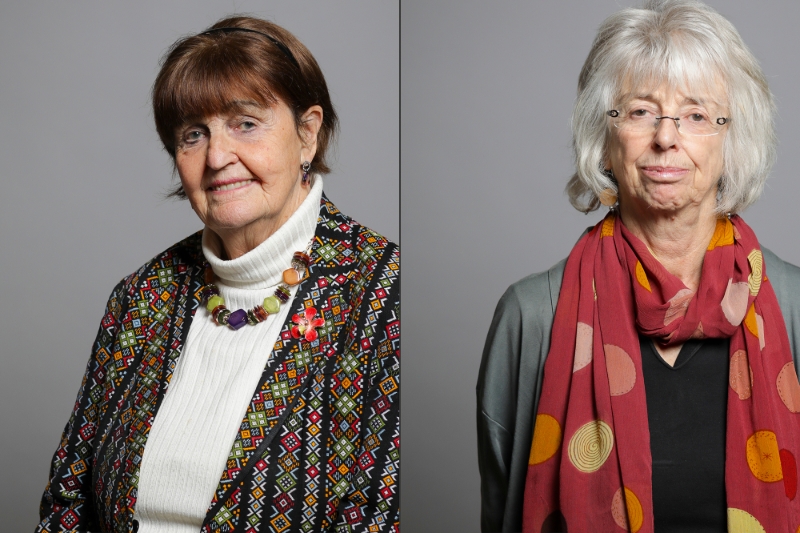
[301,161,311,186]
[599,167,617,208]
[598,188,618,207]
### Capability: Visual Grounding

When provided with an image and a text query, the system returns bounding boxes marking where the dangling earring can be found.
[599,168,618,208]
[598,188,618,207]
[301,161,311,186]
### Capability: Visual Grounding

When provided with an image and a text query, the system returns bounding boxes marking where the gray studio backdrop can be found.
[403,1,800,532]
[0,1,397,528]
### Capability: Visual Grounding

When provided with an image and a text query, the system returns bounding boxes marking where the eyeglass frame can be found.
[606,109,729,137]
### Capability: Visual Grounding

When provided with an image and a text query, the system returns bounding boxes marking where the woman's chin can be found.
[645,200,686,214]
[623,197,681,219]
[205,213,268,237]
[626,191,707,219]
[202,202,272,232]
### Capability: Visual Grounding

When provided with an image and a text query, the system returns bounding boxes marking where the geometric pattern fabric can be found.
[36,196,400,533]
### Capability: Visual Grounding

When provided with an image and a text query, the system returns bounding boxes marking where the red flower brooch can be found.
[291,307,325,342]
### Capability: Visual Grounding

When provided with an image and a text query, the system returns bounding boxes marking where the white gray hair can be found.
[567,0,776,214]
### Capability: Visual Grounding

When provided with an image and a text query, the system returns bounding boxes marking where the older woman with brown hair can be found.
[478,1,800,531]
[37,16,399,533]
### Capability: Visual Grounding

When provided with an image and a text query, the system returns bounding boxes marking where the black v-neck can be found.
[640,335,730,532]
[649,338,704,369]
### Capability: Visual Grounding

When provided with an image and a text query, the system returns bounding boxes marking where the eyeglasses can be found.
[607,106,729,137]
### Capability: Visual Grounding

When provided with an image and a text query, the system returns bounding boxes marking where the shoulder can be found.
[764,247,800,291]
[763,246,800,315]
[495,258,566,326]
[479,258,566,395]
[763,247,800,356]
[317,195,399,277]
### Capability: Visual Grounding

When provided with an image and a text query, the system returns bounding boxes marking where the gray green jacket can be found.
[476,248,800,533]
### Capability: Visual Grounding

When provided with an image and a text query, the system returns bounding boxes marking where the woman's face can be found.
[175,99,322,251]
[606,84,727,219]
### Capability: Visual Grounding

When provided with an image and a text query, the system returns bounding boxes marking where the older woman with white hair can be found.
[477,1,800,532]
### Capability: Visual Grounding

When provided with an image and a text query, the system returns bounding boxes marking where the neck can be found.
[619,203,718,292]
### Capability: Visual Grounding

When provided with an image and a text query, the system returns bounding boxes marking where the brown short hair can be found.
[153,16,338,198]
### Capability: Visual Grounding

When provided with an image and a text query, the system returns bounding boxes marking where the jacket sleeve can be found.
[333,245,400,533]
[477,286,526,533]
[36,279,128,533]
[477,261,563,533]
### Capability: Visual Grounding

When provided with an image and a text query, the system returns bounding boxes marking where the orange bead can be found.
[283,268,302,286]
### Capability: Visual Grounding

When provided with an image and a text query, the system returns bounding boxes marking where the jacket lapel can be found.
[202,196,354,530]
[95,237,204,531]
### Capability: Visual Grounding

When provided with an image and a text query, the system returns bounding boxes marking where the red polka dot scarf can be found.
[523,214,800,532]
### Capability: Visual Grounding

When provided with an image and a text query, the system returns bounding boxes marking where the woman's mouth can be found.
[640,166,688,180]
[209,179,254,192]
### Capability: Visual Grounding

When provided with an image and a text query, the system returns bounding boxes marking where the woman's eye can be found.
[182,130,204,144]
[687,113,707,123]
[630,108,651,118]
[239,120,257,131]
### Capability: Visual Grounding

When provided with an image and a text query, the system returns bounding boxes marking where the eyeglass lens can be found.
[609,106,726,136]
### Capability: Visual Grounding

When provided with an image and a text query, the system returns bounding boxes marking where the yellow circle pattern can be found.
[529,414,562,465]
[746,430,783,482]
[748,249,763,297]
[727,508,766,533]
[568,420,614,473]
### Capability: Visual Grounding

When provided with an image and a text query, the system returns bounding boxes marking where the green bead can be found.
[263,295,281,314]
[206,295,225,312]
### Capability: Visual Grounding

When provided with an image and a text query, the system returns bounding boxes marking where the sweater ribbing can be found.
[135,179,322,531]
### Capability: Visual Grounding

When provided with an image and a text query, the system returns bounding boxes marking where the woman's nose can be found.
[206,132,238,169]
[653,116,680,150]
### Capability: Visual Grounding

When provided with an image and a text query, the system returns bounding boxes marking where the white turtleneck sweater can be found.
[135,178,323,532]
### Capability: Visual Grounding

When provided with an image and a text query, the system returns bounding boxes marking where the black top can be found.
[640,336,729,533]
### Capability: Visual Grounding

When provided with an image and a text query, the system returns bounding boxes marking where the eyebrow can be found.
[223,99,267,114]
[630,94,711,107]
[228,99,262,109]
[176,100,271,129]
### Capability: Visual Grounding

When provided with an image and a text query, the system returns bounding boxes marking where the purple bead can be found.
[227,309,248,330]
[202,285,220,302]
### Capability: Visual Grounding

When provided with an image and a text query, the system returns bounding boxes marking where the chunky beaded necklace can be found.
[200,243,314,331]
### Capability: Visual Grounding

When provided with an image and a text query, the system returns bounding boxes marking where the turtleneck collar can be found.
[201,176,323,290]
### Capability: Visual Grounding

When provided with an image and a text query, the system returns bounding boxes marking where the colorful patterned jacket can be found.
[37,197,400,533]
